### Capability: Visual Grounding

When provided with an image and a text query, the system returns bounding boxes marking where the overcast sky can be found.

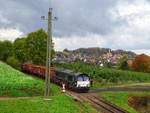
[0,0,150,55]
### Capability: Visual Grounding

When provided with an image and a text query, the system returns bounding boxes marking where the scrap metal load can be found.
[21,63,91,92]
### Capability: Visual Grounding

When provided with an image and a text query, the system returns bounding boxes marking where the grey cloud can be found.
[0,0,119,36]
[0,0,150,52]
[52,0,118,37]
[0,0,49,33]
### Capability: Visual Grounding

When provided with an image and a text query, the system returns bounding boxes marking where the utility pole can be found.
[45,8,52,97]
[41,8,57,97]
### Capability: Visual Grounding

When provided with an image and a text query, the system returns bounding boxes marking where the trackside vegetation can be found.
[101,92,150,113]
[55,62,150,88]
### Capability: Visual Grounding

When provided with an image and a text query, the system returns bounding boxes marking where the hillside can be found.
[0,61,59,96]
[55,47,136,65]
[63,47,136,57]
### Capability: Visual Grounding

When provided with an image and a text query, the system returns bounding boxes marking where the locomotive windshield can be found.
[83,76,89,81]
[77,76,83,81]
[76,75,89,81]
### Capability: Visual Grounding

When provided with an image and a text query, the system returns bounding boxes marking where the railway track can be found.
[67,91,129,113]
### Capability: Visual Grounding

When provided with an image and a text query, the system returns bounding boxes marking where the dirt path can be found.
[90,86,150,93]
[0,97,32,100]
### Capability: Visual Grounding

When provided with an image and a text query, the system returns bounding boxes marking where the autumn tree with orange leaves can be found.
[132,54,150,73]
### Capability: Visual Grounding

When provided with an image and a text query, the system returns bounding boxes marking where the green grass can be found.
[0,61,60,96]
[0,95,98,113]
[101,92,150,113]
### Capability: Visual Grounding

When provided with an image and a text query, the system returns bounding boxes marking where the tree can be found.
[25,29,55,65]
[0,40,13,62]
[13,38,27,63]
[6,56,20,69]
[132,54,150,73]
[118,55,129,70]
[0,29,55,67]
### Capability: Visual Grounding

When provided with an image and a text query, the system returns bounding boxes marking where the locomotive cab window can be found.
[76,75,90,81]
[83,76,89,81]
[76,76,83,81]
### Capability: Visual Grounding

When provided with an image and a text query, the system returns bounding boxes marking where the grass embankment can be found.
[55,62,150,88]
[101,92,150,113]
[0,61,60,96]
[0,61,97,113]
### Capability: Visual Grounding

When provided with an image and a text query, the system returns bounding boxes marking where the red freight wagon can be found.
[21,63,55,79]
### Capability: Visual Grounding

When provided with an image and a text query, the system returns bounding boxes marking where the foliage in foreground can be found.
[101,91,150,113]
[0,61,60,96]
[55,62,150,83]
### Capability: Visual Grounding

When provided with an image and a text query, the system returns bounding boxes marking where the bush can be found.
[0,40,13,62]
[132,54,150,73]
[6,56,20,70]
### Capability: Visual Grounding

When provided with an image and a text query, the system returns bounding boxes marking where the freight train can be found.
[21,63,91,92]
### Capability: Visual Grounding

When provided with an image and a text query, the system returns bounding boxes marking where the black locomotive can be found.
[54,69,91,92]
